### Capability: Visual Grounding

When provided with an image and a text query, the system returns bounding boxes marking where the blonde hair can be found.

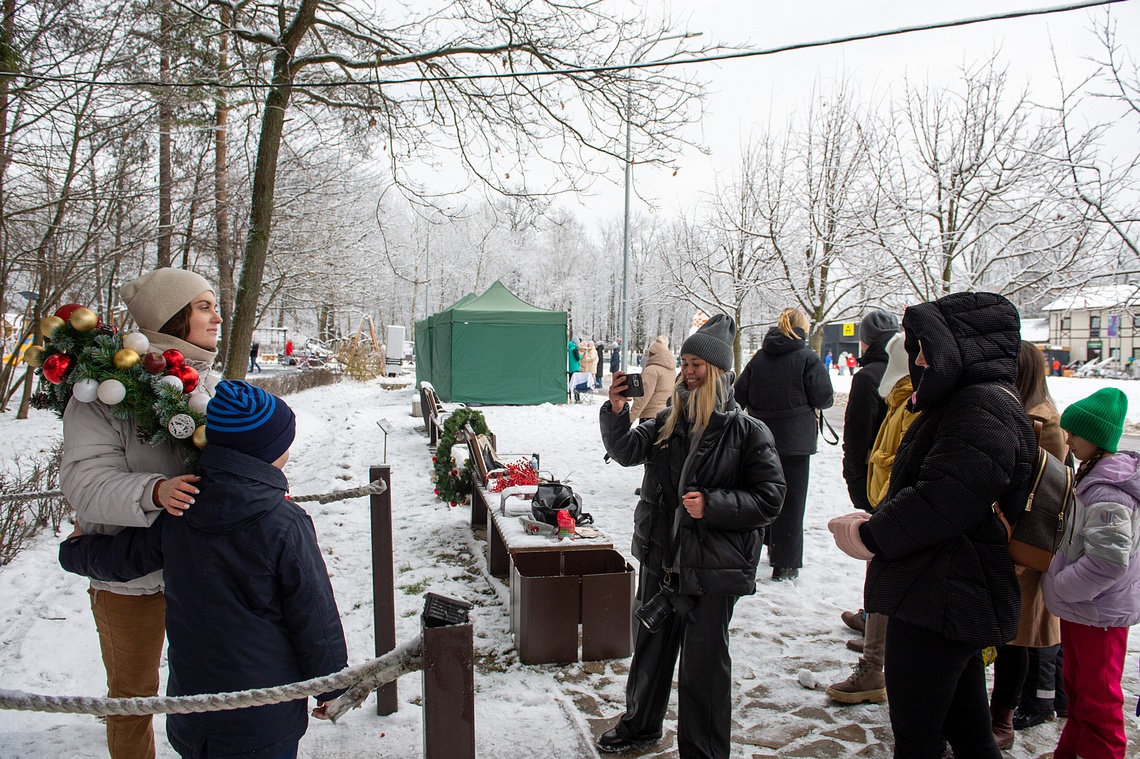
[777,308,809,339]
[656,364,728,444]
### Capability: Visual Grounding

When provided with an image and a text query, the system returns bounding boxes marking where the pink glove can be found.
[828,512,874,561]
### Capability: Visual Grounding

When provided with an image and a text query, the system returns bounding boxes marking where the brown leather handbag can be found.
[993,420,1076,573]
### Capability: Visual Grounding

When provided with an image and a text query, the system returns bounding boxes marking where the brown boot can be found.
[991,704,1015,750]
[826,659,887,704]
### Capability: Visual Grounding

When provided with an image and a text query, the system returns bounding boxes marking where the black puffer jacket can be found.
[734,327,834,456]
[843,343,890,512]
[600,384,786,597]
[60,445,348,758]
[860,292,1036,648]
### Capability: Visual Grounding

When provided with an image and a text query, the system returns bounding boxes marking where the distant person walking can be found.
[610,339,621,374]
[734,307,833,580]
[825,350,833,374]
[249,341,261,373]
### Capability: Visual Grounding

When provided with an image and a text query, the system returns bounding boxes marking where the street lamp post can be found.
[619,32,700,371]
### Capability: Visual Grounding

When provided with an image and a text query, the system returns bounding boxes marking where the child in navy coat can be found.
[61,381,348,759]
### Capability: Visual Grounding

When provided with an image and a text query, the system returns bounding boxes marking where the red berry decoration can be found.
[141,352,167,375]
[54,303,84,321]
[42,353,74,384]
[433,488,440,495]
[173,364,199,393]
[162,349,185,368]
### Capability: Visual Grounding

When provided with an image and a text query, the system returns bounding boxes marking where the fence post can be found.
[422,593,475,759]
[370,465,397,716]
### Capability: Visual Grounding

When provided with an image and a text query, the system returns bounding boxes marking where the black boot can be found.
[597,726,662,753]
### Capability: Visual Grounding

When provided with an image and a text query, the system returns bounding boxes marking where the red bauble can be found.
[141,352,167,375]
[42,353,73,384]
[161,349,185,368]
[172,364,199,393]
[54,303,84,321]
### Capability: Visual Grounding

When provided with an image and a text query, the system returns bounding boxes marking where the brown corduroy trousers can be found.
[89,589,166,759]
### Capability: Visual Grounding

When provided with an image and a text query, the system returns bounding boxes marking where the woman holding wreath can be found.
[60,267,222,759]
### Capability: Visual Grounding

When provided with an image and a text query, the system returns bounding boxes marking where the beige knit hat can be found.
[119,268,213,332]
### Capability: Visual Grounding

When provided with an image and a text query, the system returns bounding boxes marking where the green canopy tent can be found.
[414,281,567,405]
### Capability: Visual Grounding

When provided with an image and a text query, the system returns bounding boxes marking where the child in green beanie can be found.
[1041,387,1140,759]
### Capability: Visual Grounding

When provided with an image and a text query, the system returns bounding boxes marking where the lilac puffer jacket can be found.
[1042,451,1140,629]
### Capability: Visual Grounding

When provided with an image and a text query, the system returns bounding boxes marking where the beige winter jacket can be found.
[60,334,218,595]
[630,337,677,420]
[580,343,599,376]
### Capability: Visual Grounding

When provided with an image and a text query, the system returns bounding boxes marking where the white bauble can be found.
[96,379,126,405]
[167,413,196,439]
[187,392,210,415]
[159,375,184,391]
[121,332,150,355]
[72,378,100,403]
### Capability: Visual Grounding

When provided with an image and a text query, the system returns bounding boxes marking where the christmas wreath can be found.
[27,303,209,465]
[431,407,489,506]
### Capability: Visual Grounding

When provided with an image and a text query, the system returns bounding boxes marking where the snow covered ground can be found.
[0,372,1138,758]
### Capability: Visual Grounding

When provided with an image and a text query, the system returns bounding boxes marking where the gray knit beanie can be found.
[120,267,213,332]
[680,314,736,371]
[859,309,900,348]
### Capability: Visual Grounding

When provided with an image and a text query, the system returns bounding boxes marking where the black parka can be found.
[600,384,786,597]
[843,342,890,512]
[734,327,834,456]
[60,445,348,758]
[860,292,1036,648]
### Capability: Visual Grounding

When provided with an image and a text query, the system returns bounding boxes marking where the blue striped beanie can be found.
[206,380,295,463]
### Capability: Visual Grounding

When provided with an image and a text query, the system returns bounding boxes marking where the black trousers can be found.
[617,565,738,759]
[767,453,810,569]
[885,617,1002,759]
[991,644,1030,709]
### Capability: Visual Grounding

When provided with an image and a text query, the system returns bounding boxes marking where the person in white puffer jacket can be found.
[60,267,221,759]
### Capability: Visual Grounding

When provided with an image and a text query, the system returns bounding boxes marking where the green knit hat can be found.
[1060,387,1128,453]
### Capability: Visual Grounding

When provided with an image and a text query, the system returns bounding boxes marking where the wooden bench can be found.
[463,429,634,664]
[419,381,451,446]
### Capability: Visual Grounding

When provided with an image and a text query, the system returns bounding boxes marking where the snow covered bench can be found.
[419,381,453,446]
[463,429,634,664]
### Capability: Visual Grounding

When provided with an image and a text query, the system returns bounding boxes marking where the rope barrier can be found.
[0,636,422,724]
[0,480,386,505]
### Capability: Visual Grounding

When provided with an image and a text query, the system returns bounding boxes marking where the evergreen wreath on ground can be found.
[431,407,489,506]
[27,304,209,466]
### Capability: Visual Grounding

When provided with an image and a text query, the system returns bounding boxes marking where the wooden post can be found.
[422,594,475,759]
[370,465,398,715]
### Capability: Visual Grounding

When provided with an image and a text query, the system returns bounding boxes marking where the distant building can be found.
[1041,284,1140,363]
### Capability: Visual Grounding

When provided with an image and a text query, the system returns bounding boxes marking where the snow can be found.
[1,373,1139,758]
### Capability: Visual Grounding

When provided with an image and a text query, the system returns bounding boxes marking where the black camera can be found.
[635,585,676,633]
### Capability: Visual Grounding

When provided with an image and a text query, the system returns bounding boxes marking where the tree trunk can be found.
[223,56,294,379]
[157,7,173,268]
[213,7,233,369]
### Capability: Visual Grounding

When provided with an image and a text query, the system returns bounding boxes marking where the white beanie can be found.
[120,267,213,332]
[878,333,910,398]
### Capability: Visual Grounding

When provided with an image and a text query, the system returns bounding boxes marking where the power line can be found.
[8,0,1130,91]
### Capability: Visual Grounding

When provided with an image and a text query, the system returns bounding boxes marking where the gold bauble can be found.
[39,315,65,339]
[69,307,99,332]
[192,425,207,449]
[23,345,45,367]
[113,348,141,370]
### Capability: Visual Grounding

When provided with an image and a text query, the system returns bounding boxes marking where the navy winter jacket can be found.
[60,445,348,758]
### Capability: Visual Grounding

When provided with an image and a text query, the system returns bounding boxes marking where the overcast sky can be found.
[573,0,1139,223]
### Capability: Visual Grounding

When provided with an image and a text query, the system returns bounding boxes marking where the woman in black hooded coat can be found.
[733,307,833,579]
[829,292,1036,758]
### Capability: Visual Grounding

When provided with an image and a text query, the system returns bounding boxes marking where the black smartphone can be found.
[620,372,645,397]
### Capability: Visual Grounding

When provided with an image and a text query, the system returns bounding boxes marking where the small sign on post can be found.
[376,419,393,463]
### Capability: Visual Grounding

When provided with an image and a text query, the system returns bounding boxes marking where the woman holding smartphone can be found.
[597,314,786,758]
